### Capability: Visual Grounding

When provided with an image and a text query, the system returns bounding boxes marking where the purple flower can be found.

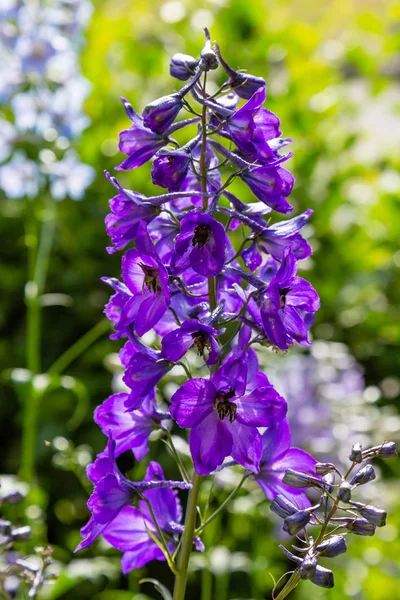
[255,419,316,505]
[255,248,320,350]
[118,222,171,336]
[241,165,294,214]
[104,172,160,254]
[221,87,282,162]
[171,211,226,277]
[170,353,287,475]
[241,209,314,270]
[161,318,221,365]
[75,440,189,552]
[116,98,169,170]
[94,392,170,461]
[151,135,200,192]
[122,343,172,410]
[210,140,293,214]
[102,462,203,573]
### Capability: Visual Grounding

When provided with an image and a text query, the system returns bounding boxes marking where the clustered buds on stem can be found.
[74,29,393,600]
[0,481,53,598]
[272,441,396,596]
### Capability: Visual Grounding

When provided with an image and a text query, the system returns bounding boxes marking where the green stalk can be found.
[274,571,301,600]
[173,472,202,600]
[47,318,110,375]
[20,200,56,484]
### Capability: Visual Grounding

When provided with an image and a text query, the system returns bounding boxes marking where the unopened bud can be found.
[282,469,322,489]
[199,28,218,71]
[215,44,265,99]
[346,518,376,536]
[143,94,184,134]
[312,565,334,589]
[350,502,387,527]
[170,53,198,81]
[362,442,397,460]
[323,471,335,493]
[11,526,31,541]
[315,462,336,476]
[270,494,298,519]
[0,520,12,536]
[350,464,376,486]
[300,555,318,580]
[349,443,363,463]
[283,510,311,536]
[316,535,347,558]
[337,481,352,503]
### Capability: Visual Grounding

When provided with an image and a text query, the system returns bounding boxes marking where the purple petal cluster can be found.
[77,30,321,577]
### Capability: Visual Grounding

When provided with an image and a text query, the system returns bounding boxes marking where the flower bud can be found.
[151,149,191,191]
[300,555,318,580]
[0,520,12,536]
[11,526,31,541]
[346,518,376,536]
[283,510,311,536]
[350,502,387,527]
[362,441,397,460]
[282,469,322,489]
[322,471,335,493]
[316,535,347,558]
[312,565,334,589]
[349,443,363,463]
[143,94,184,134]
[215,44,265,99]
[270,494,299,519]
[350,464,376,486]
[337,481,352,503]
[170,53,198,81]
[315,462,336,476]
[199,28,218,72]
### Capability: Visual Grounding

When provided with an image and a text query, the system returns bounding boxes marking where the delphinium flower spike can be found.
[76,29,328,600]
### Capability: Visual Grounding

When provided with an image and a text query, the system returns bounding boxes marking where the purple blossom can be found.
[75,440,189,552]
[116,97,169,170]
[171,211,226,277]
[220,87,282,162]
[161,318,221,365]
[118,222,171,336]
[102,462,203,573]
[241,209,314,270]
[170,353,287,475]
[254,248,320,350]
[104,172,160,253]
[122,343,172,410]
[255,419,317,505]
[94,392,170,461]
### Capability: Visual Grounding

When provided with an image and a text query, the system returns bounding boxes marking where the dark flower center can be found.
[215,388,237,423]
[279,287,290,309]
[192,223,211,248]
[139,263,162,293]
[191,331,211,357]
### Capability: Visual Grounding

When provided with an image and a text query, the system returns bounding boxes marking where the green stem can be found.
[20,200,56,484]
[196,474,247,534]
[173,472,202,600]
[47,318,110,375]
[274,570,301,600]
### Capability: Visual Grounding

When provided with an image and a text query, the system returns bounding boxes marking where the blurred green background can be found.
[1,0,400,598]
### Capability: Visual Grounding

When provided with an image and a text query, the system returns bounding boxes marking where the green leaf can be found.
[139,579,172,600]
